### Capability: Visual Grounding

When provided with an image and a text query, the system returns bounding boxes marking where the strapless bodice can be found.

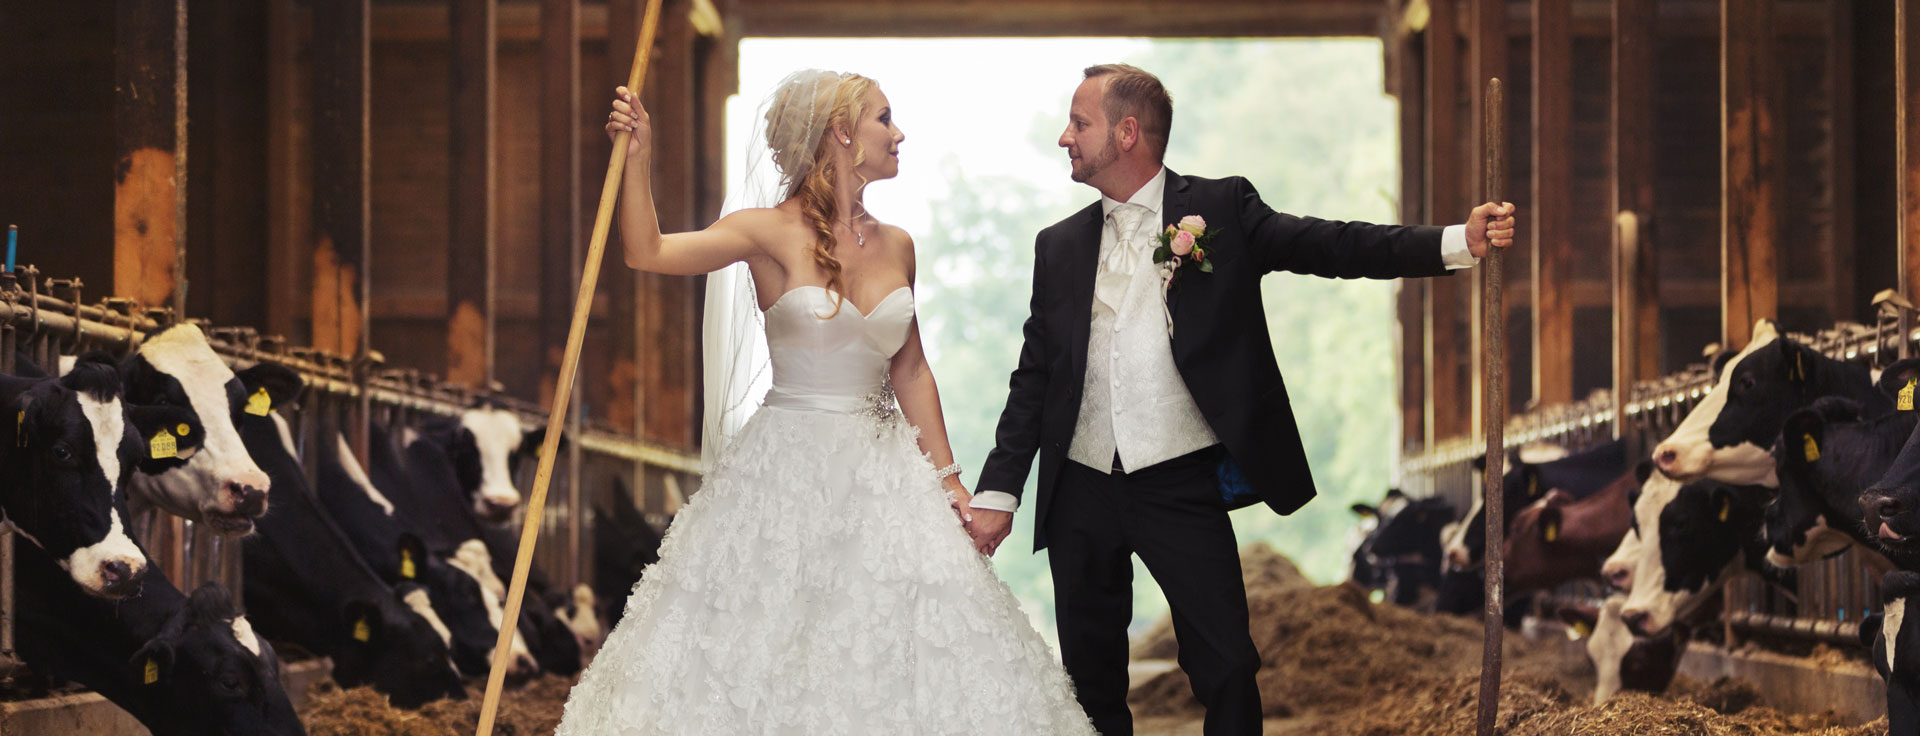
[760,285,913,414]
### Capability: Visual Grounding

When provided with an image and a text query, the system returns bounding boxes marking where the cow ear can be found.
[1471,453,1487,472]
[1781,409,1827,471]
[126,404,204,472]
[1779,338,1818,385]
[342,600,383,647]
[1708,344,1737,381]
[1350,503,1378,518]
[1880,359,1920,411]
[1536,504,1563,544]
[1521,466,1544,500]
[130,639,174,687]
[1634,459,1655,486]
[518,425,565,459]
[235,363,305,412]
[1384,488,1405,501]
[397,533,426,581]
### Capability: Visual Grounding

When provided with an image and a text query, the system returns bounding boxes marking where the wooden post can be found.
[311,0,370,460]
[1901,0,1920,304]
[265,0,309,340]
[1828,0,1856,324]
[1392,0,1427,454]
[1532,0,1572,407]
[184,1,271,329]
[1613,0,1657,438]
[1467,0,1506,437]
[605,0,645,439]
[1425,0,1465,447]
[448,0,497,389]
[1475,77,1506,736]
[539,0,583,587]
[114,0,189,311]
[1722,0,1779,350]
[642,0,697,448]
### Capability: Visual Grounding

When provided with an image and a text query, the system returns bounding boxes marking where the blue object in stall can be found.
[6,225,14,273]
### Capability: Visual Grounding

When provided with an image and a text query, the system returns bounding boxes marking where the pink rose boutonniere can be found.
[1153,215,1218,282]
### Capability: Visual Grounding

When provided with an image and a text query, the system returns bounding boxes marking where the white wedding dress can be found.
[555,285,1096,736]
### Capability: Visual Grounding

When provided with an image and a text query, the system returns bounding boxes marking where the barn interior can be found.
[1,0,1914,734]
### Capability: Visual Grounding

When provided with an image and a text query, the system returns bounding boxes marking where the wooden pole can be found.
[1475,76,1506,736]
[472,0,663,732]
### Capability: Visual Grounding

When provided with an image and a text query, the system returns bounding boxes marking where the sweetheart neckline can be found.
[766,285,912,320]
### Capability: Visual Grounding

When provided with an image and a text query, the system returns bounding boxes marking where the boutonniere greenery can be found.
[1152,215,1218,283]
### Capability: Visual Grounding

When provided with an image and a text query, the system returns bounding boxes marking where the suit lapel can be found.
[1066,204,1103,389]
[1161,170,1194,349]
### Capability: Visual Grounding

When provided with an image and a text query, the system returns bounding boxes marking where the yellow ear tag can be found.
[352,617,371,642]
[245,387,271,417]
[401,549,416,579]
[1902,378,1916,412]
[1803,434,1821,463]
[1528,475,1540,498]
[1794,352,1806,381]
[1570,620,1593,640]
[14,410,23,447]
[175,423,190,437]
[1544,522,1559,542]
[1718,497,1731,522]
[149,428,177,460]
[143,658,159,685]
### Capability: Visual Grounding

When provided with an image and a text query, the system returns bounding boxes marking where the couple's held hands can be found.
[605,86,652,161]
[967,509,1013,557]
[1466,201,1517,259]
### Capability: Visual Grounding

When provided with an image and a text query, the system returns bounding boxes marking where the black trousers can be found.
[1047,447,1263,736]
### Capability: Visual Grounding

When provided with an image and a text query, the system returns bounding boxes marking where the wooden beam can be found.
[733,0,1388,37]
[1722,0,1779,350]
[448,0,497,389]
[641,0,697,449]
[1426,0,1466,445]
[265,0,308,340]
[1829,0,1856,323]
[1902,0,1920,303]
[1533,0,1573,407]
[1468,0,1507,437]
[114,0,187,312]
[1392,2,1427,454]
[1612,0,1658,405]
[311,0,370,360]
[540,0,580,409]
[185,1,270,330]
[604,0,644,437]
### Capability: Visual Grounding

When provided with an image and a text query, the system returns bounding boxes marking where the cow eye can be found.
[49,442,75,465]
[1737,374,1756,392]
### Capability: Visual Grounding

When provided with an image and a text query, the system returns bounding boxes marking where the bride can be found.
[554,70,1096,735]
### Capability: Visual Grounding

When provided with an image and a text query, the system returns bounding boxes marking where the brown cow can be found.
[1501,471,1635,594]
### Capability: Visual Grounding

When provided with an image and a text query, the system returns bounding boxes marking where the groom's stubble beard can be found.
[1070,128,1120,185]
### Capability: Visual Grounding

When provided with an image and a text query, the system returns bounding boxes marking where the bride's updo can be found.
[763,70,877,317]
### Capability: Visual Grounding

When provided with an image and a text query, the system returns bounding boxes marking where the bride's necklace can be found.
[843,212,867,247]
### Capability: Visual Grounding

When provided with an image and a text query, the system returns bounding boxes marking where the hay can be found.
[299,675,575,736]
[1128,544,1889,736]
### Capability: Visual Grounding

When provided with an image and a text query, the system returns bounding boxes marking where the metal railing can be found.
[1400,308,1919,648]
[0,265,697,683]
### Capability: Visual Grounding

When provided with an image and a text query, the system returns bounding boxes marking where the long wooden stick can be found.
[473,0,663,732]
[1475,76,1507,736]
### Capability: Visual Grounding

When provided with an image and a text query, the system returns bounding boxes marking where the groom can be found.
[967,64,1514,735]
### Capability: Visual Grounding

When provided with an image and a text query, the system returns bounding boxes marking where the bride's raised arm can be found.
[608,86,761,276]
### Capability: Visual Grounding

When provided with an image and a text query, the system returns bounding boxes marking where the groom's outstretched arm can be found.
[974,235,1053,517]
[1235,176,1456,280]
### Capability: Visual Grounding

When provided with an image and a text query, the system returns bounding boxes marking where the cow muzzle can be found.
[86,557,147,599]
[1603,562,1633,591]
[1652,440,1706,480]
[475,494,519,523]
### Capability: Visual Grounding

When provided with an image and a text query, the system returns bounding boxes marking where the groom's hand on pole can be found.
[1466,201,1516,258]
[967,509,1013,556]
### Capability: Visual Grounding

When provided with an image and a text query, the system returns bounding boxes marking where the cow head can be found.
[330,594,468,708]
[447,538,539,680]
[1651,320,1785,485]
[1872,570,1920,736]
[123,325,304,534]
[130,583,304,735]
[554,584,604,666]
[1445,444,1571,568]
[1500,489,1580,593]
[0,361,194,598]
[1620,480,1769,636]
[1580,595,1686,704]
[416,553,500,677]
[1601,462,1661,591]
[425,409,553,523]
[1764,406,1863,567]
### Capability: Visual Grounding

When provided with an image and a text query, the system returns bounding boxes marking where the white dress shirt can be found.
[971,170,1476,513]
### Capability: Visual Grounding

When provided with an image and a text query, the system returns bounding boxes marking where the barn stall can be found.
[2,0,1917,734]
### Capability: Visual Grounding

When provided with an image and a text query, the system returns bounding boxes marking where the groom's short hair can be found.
[1084,64,1172,161]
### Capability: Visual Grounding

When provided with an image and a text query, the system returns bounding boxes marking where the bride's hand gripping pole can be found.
[474,0,664,732]
[1474,76,1507,736]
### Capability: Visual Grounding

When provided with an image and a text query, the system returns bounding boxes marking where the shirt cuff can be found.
[969,491,1020,513]
[1439,224,1475,270]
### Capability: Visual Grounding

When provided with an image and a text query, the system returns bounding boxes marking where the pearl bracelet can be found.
[934,462,962,480]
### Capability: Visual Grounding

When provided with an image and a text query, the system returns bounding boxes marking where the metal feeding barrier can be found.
[1400,297,1920,651]
[0,265,697,686]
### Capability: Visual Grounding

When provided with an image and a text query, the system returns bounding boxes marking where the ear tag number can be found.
[143,658,159,685]
[353,617,371,642]
[246,388,272,417]
[401,549,416,579]
[1718,498,1732,523]
[149,429,177,460]
[1902,379,1916,412]
[1803,434,1821,463]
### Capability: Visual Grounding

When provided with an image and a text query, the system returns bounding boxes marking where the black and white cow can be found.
[0,357,202,597]
[235,382,465,707]
[311,423,537,680]
[1652,320,1886,485]
[374,422,575,675]
[1445,439,1625,568]
[122,325,304,534]
[1574,595,1686,704]
[1349,492,1454,607]
[1618,478,1774,636]
[1766,385,1920,568]
[14,539,304,735]
[1870,570,1920,735]
[413,408,550,523]
[593,475,662,631]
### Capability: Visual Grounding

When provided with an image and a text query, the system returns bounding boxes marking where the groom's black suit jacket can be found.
[978,170,1452,550]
